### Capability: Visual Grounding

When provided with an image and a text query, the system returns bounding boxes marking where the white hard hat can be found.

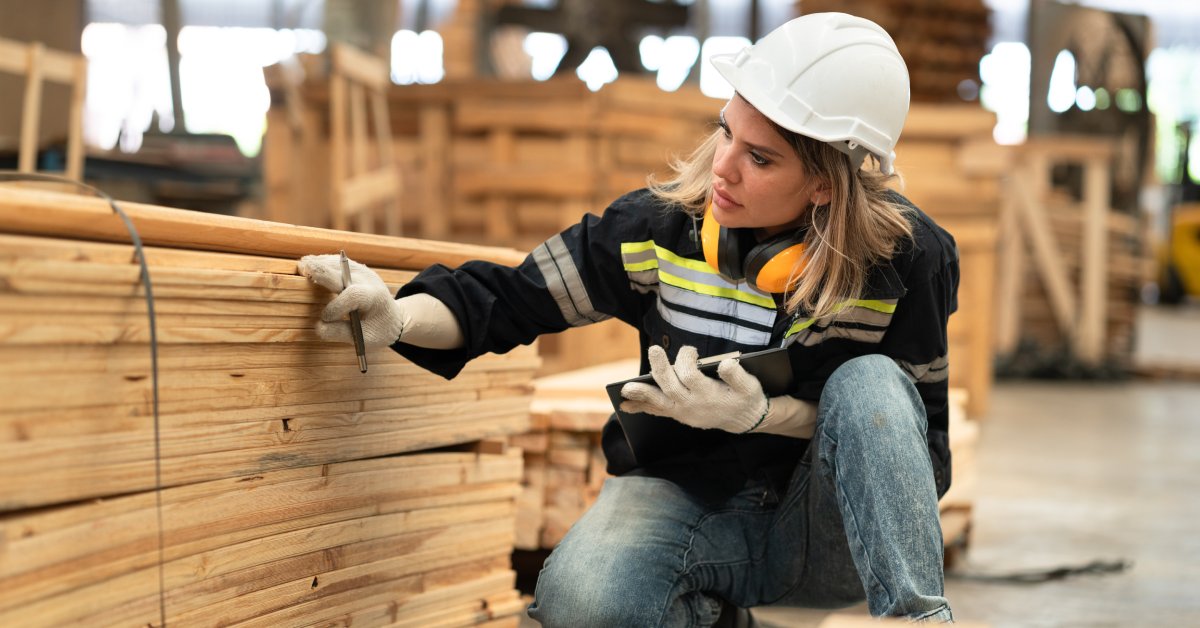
[710,12,910,174]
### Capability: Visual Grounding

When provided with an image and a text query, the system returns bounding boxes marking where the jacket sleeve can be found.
[389,191,653,379]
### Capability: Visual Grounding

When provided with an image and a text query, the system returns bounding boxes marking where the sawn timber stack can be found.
[0,186,536,627]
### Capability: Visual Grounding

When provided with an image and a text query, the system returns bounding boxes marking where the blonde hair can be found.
[649,122,913,322]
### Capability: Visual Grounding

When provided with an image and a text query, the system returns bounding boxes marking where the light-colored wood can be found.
[1012,163,1077,333]
[419,106,451,239]
[329,42,403,236]
[944,221,998,418]
[330,39,392,90]
[0,187,525,268]
[1077,156,1110,365]
[19,42,44,173]
[1,452,522,626]
[994,189,1024,355]
[0,37,87,181]
[1,191,532,624]
[997,136,1134,368]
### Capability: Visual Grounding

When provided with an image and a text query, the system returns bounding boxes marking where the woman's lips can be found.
[713,188,741,210]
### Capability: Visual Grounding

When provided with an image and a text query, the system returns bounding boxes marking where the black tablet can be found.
[603,346,794,465]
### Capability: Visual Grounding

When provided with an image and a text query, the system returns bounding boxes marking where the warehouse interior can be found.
[1,0,1198,626]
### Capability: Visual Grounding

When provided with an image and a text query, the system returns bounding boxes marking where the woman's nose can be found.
[712,144,738,184]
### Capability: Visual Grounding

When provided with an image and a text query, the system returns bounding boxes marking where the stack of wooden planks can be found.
[796,0,992,103]
[514,359,638,549]
[0,186,536,626]
[517,360,978,564]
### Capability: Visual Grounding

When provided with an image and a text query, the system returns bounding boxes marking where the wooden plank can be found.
[1011,164,1077,334]
[340,166,402,217]
[64,56,86,181]
[454,100,592,133]
[1,452,521,616]
[901,104,995,139]
[1076,156,1110,366]
[456,168,595,198]
[331,42,391,91]
[18,42,44,173]
[419,105,451,238]
[0,187,527,268]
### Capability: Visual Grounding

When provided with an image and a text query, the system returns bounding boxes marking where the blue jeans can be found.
[528,354,953,626]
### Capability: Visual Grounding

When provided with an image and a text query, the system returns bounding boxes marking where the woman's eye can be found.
[750,152,769,166]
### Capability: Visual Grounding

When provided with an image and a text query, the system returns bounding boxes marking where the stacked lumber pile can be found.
[516,360,977,564]
[0,186,536,626]
[796,0,991,102]
[893,104,1006,419]
[263,74,723,376]
[513,359,639,549]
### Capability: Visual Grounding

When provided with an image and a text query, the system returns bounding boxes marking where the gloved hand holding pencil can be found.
[298,254,464,349]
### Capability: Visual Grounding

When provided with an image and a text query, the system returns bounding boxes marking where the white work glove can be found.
[297,254,464,349]
[620,345,818,438]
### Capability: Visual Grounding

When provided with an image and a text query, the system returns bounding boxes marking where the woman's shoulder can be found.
[601,188,692,230]
[884,190,958,276]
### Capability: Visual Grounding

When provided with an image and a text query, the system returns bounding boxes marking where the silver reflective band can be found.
[896,355,950,384]
[533,234,609,327]
[795,325,887,347]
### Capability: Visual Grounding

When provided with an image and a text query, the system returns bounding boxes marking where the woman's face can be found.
[711,95,829,234]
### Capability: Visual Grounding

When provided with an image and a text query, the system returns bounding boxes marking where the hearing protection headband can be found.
[700,204,809,294]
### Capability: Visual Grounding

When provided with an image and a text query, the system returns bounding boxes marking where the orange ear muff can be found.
[744,235,808,294]
[701,203,755,281]
[701,203,808,293]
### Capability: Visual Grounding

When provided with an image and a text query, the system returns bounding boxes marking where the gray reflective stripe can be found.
[656,256,774,306]
[659,282,776,326]
[621,247,658,267]
[831,306,894,327]
[796,325,887,347]
[533,235,608,327]
[657,299,774,345]
[896,356,950,384]
[627,269,658,288]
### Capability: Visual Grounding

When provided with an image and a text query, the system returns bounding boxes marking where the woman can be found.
[300,12,958,625]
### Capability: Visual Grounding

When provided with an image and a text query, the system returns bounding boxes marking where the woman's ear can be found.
[809,180,832,207]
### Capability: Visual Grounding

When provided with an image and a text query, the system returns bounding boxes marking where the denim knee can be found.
[530,543,669,627]
[820,354,927,439]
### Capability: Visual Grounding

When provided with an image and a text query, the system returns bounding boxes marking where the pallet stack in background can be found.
[796,0,991,103]
[0,186,536,626]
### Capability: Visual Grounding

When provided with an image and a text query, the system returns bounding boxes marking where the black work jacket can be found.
[393,188,959,504]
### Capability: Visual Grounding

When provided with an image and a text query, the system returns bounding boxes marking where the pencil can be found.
[339,250,368,373]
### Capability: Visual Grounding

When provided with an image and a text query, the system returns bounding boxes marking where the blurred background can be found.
[2,1,1198,626]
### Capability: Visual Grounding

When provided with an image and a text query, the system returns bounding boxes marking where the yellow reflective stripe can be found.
[659,270,776,309]
[850,299,897,314]
[620,240,656,255]
[652,244,720,275]
[621,240,776,309]
[785,298,897,337]
[624,259,659,272]
[786,317,816,337]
